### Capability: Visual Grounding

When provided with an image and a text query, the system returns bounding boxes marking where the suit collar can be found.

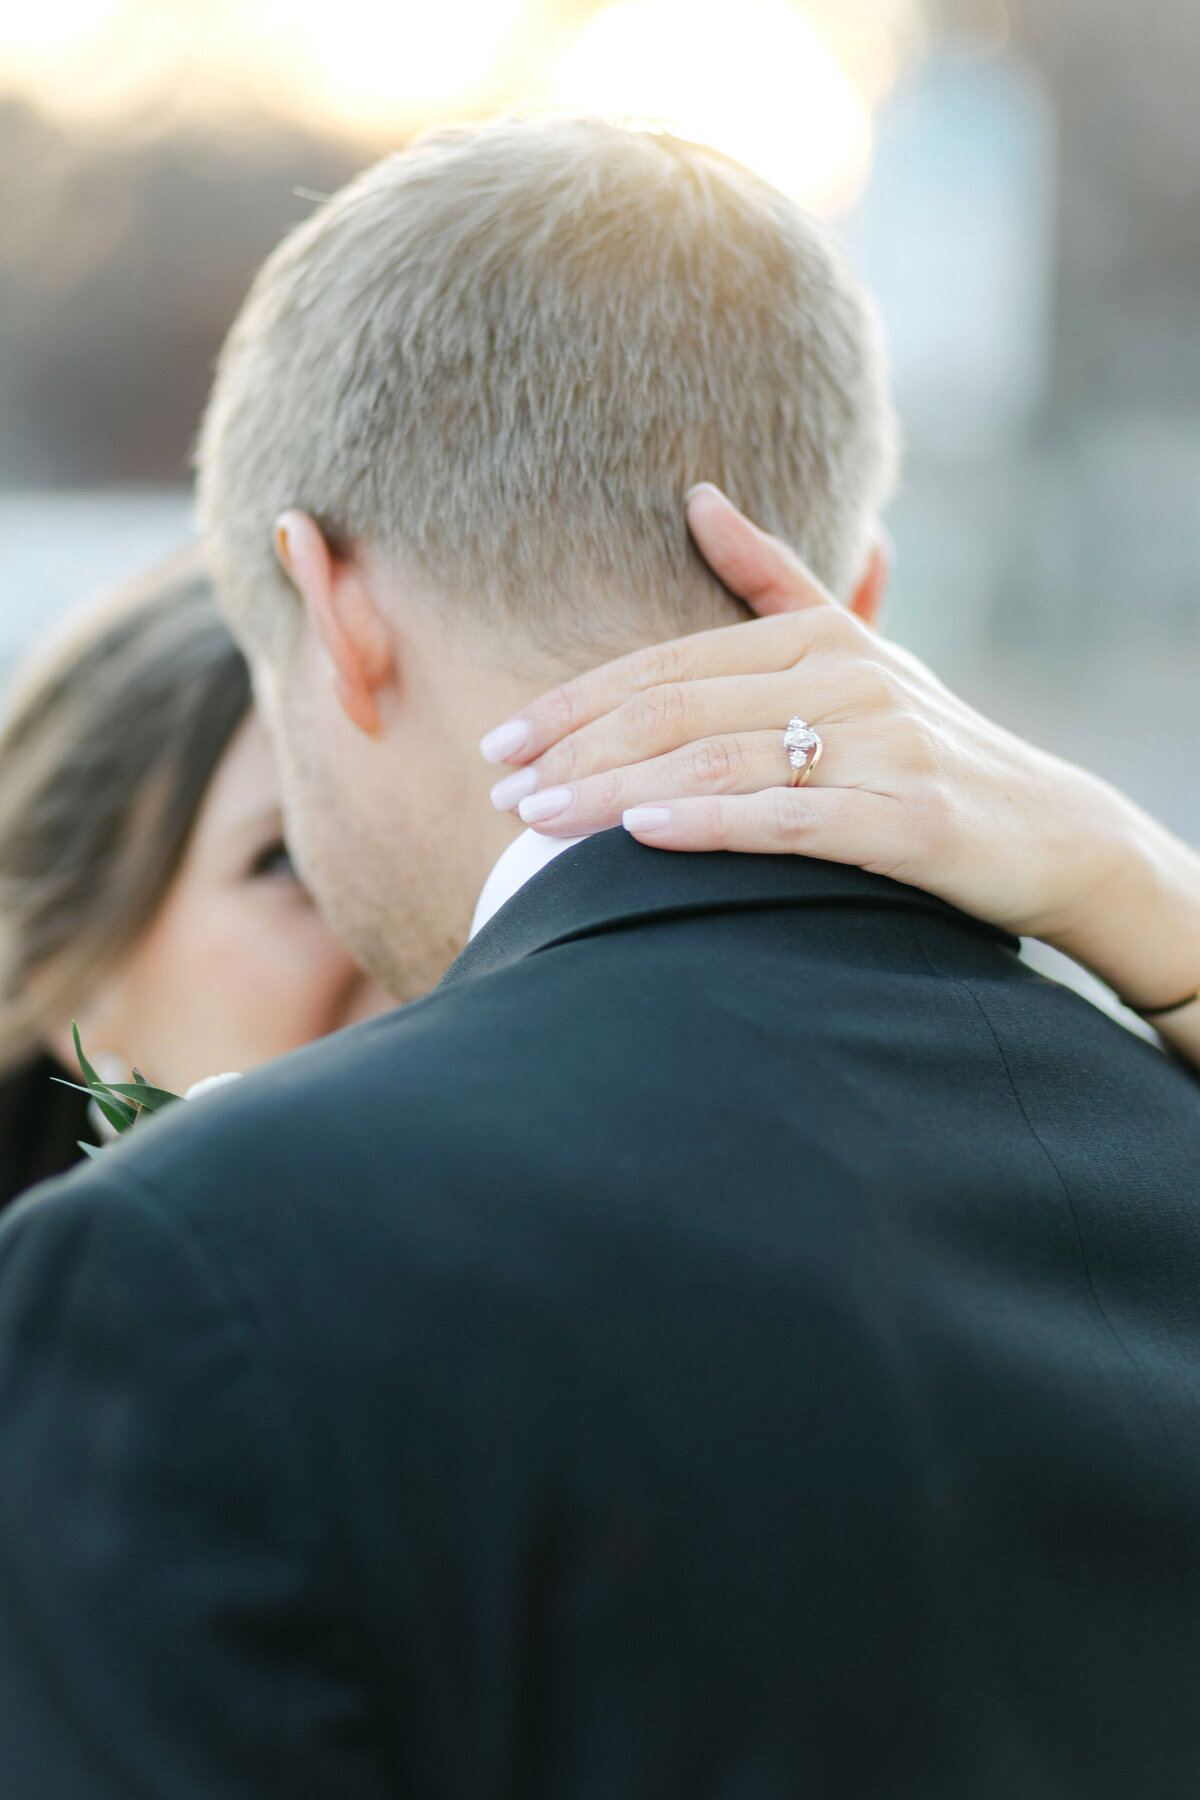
[440,828,1018,990]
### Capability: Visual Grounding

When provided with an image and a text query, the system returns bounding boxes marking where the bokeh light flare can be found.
[0,0,123,76]
[293,0,531,129]
[551,0,874,215]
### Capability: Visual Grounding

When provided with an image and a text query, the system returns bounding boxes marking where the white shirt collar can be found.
[469,828,586,940]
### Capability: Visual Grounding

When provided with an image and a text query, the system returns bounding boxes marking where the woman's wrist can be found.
[1039,779,1200,1016]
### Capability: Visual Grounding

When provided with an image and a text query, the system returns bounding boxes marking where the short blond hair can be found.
[197,115,898,666]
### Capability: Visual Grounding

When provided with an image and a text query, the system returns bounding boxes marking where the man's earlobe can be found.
[848,529,892,630]
[333,671,384,739]
[273,510,393,739]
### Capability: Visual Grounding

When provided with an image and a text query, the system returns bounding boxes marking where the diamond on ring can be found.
[783,717,819,770]
[783,717,823,787]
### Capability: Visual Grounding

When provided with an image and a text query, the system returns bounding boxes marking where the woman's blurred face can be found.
[60,711,390,1095]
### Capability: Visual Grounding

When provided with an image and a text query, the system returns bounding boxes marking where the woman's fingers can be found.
[504,669,836,799]
[685,484,836,617]
[510,730,847,837]
[621,786,903,865]
[478,489,843,770]
[479,610,826,767]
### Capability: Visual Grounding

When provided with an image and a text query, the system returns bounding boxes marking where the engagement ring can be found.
[783,718,823,788]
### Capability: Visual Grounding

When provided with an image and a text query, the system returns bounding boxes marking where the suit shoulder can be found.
[57,980,542,1233]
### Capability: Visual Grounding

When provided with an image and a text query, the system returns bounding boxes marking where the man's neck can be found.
[403,646,554,957]
[439,672,546,909]
[374,601,586,983]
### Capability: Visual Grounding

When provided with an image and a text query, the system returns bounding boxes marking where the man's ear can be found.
[274,511,394,738]
[847,528,892,629]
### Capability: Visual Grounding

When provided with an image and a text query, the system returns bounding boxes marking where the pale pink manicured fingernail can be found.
[518,786,574,824]
[623,806,673,832]
[490,767,539,812]
[479,718,531,764]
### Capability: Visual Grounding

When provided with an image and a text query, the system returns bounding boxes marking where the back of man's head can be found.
[197,114,898,671]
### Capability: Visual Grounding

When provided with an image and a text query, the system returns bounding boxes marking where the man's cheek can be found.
[248,653,283,737]
[280,784,328,899]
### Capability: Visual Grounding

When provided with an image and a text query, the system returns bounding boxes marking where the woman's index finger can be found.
[509,614,816,760]
[505,636,715,761]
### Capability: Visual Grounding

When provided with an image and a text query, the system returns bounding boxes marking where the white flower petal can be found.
[184,1072,242,1102]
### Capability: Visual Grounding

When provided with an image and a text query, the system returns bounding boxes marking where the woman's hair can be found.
[0,547,251,1205]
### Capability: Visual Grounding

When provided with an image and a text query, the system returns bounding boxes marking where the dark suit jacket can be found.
[2,831,1200,1799]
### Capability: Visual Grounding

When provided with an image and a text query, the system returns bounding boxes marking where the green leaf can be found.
[52,1077,99,1100]
[71,1021,104,1092]
[53,1076,138,1133]
[63,1027,183,1132]
[102,1081,182,1115]
[64,1026,140,1132]
[87,1093,138,1133]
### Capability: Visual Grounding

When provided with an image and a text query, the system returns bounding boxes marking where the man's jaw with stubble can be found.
[301,748,526,1005]
[246,642,478,1004]
[260,585,555,1002]
[345,650,545,999]
[338,892,467,1007]
[297,802,479,1007]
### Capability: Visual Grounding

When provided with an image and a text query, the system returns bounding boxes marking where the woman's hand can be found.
[484,487,1125,945]
[481,485,1200,1054]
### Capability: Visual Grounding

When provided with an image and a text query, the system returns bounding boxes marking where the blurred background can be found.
[0,0,1196,842]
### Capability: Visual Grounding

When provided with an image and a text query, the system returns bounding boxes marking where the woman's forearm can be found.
[1049,786,1200,1067]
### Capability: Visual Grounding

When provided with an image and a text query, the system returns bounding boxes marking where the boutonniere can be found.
[55,1024,239,1158]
